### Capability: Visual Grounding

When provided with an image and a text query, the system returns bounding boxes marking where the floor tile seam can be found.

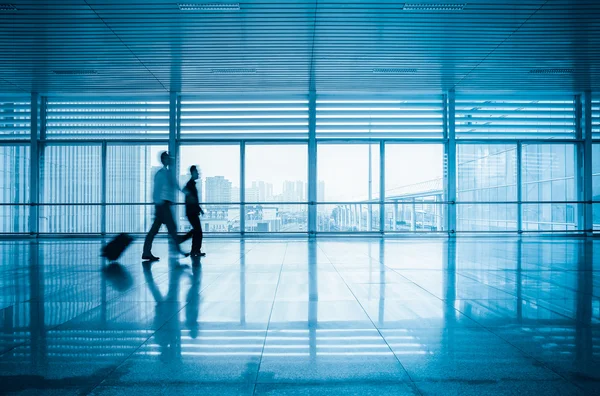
[327,259,422,394]
[456,272,523,297]
[449,302,582,390]
[520,298,589,325]
[251,243,287,396]
[385,267,449,303]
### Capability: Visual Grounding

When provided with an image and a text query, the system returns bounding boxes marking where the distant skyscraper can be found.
[206,176,232,203]
[318,180,325,202]
[246,185,259,203]
[231,187,240,203]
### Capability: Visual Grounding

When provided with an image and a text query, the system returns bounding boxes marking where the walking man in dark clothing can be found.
[183,165,205,258]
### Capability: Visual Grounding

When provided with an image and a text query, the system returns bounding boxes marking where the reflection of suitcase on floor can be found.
[102,233,134,262]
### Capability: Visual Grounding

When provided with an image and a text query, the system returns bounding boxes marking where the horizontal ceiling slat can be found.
[0,0,599,93]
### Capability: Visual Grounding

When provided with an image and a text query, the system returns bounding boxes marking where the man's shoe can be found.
[142,254,160,261]
[191,251,206,258]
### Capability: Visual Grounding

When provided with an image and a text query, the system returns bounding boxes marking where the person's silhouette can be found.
[144,261,185,361]
[185,262,202,338]
[142,151,188,261]
[182,165,205,258]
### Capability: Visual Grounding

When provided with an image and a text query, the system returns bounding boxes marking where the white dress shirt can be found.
[152,167,178,204]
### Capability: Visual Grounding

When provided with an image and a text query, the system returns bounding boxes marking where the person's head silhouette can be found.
[160,151,171,167]
[190,165,199,181]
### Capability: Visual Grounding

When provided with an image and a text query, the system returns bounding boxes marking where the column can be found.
[308,91,317,235]
[29,93,42,234]
[446,90,457,236]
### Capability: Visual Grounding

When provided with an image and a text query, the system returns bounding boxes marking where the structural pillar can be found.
[582,91,593,235]
[308,91,317,235]
[446,90,457,236]
[29,93,42,235]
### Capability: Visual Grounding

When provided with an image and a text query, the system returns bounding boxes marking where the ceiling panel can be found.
[1,0,599,94]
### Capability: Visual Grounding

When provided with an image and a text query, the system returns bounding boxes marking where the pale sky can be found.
[159,144,443,202]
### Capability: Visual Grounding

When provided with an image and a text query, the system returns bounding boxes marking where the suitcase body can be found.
[102,233,134,261]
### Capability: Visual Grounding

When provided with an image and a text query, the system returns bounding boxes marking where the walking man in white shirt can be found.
[142,151,188,261]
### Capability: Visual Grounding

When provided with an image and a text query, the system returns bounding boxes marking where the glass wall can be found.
[457,144,518,231]
[384,144,445,231]
[0,93,597,235]
[317,144,379,231]
[245,144,307,232]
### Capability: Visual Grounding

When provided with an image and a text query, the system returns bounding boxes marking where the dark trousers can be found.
[184,211,203,254]
[143,202,180,255]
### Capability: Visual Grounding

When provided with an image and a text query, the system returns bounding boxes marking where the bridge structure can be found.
[326,178,445,232]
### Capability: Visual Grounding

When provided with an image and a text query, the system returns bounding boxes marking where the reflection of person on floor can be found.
[185,263,202,338]
[182,165,205,258]
[142,151,188,261]
[144,263,184,362]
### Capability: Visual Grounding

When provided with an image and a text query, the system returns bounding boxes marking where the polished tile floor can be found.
[0,237,599,395]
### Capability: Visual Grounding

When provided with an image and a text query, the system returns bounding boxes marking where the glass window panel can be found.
[106,145,167,234]
[179,145,240,233]
[40,205,101,233]
[245,204,308,232]
[317,203,379,232]
[180,145,240,203]
[245,145,307,203]
[385,144,444,201]
[40,145,101,233]
[42,145,102,204]
[199,204,241,233]
[384,201,445,231]
[0,145,30,233]
[0,145,30,204]
[317,144,379,202]
[522,203,577,231]
[456,204,518,232]
[245,145,307,232]
[522,144,576,202]
[457,144,517,202]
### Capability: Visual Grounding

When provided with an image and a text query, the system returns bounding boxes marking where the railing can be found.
[1,200,596,235]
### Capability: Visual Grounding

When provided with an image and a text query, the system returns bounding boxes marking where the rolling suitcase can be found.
[101,233,134,262]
